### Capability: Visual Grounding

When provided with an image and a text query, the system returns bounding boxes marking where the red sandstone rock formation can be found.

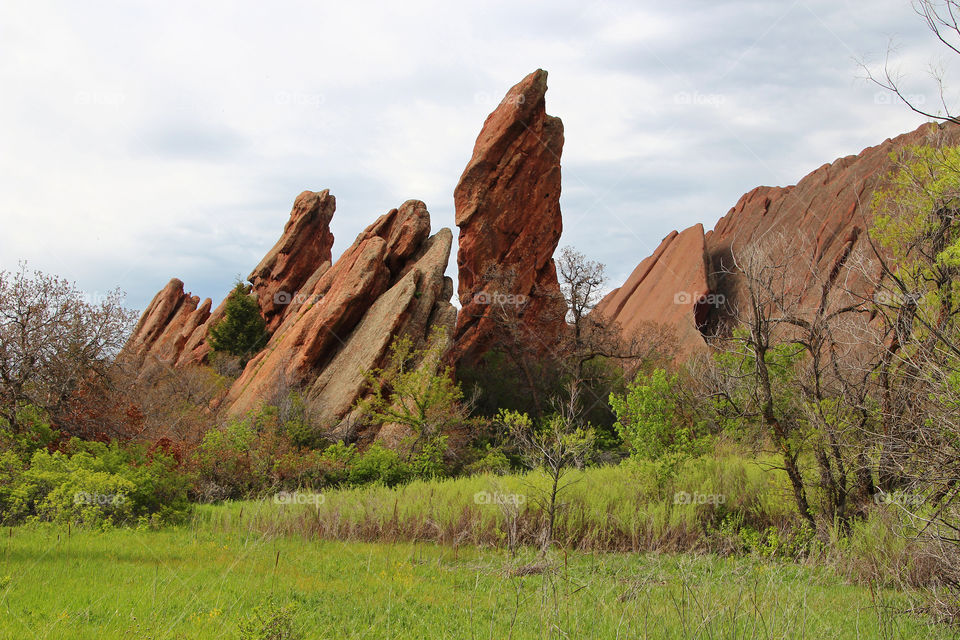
[248,189,335,332]
[601,122,960,354]
[224,200,456,432]
[123,278,213,373]
[595,224,711,356]
[451,69,566,367]
[124,190,337,372]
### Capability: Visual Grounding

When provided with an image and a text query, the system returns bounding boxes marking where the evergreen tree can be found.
[208,281,269,361]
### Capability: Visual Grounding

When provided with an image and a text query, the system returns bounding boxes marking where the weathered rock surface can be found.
[248,189,336,332]
[602,122,960,354]
[124,278,214,373]
[124,190,338,371]
[595,223,711,356]
[450,69,566,367]
[224,200,456,432]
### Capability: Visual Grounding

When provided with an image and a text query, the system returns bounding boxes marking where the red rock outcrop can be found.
[224,200,456,431]
[123,278,214,373]
[602,122,960,354]
[595,224,711,356]
[248,189,335,332]
[123,190,337,372]
[450,69,566,367]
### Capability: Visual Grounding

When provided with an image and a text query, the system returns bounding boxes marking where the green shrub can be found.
[465,444,511,476]
[193,418,258,500]
[0,439,190,527]
[208,281,269,361]
[409,435,449,479]
[0,405,58,461]
[348,444,410,487]
[610,369,710,480]
[237,596,301,640]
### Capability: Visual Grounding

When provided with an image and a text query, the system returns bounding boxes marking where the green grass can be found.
[0,520,954,639]
[194,452,801,554]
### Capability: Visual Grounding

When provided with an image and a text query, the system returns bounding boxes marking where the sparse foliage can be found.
[0,264,136,435]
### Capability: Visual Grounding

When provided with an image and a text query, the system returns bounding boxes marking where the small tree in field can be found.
[500,382,595,550]
[208,281,269,362]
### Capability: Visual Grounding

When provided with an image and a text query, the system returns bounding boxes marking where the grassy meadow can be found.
[1,455,958,639]
[0,522,954,640]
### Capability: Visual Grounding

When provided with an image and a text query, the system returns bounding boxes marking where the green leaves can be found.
[609,369,708,479]
[208,281,270,360]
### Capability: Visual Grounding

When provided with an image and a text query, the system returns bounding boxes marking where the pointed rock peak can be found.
[249,189,336,331]
[451,69,566,368]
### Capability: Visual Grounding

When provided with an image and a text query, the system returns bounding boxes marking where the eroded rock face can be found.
[450,69,566,367]
[124,190,339,372]
[128,192,456,440]
[248,190,336,332]
[224,200,456,434]
[595,224,711,356]
[124,278,213,373]
[602,122,960,355]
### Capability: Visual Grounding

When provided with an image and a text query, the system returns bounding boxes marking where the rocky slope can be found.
[599,122,960,353]
[124,194,456,441]
[223,200,456,434]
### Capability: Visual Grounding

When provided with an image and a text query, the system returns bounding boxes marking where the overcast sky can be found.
[0,0,953,311]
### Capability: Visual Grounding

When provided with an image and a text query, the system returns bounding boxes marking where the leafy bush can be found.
[0,404,58,461]
[193,418,258,500]
[0,439,190,527]
[610,369,710,479]
[348,444,411,487]
[237,596,301,640]
[464,444,511,476]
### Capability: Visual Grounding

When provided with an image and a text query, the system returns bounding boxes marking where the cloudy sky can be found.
[0,0,952,311]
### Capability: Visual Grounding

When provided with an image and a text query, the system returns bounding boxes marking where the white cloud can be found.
[0,0,950,311]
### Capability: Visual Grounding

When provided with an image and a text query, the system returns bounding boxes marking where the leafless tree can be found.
[0,264,137,434]
[706,233,878,529]
[864,0,960,124]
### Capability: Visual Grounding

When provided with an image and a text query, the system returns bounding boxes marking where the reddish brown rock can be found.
[308,227,456,439]
[248,190,336,332]
[224,200,455,425]
[603,122,960,355]
[124,190,338,372]
[124,279,213,372]
[595,224,711,356]
[451,69,566,367]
